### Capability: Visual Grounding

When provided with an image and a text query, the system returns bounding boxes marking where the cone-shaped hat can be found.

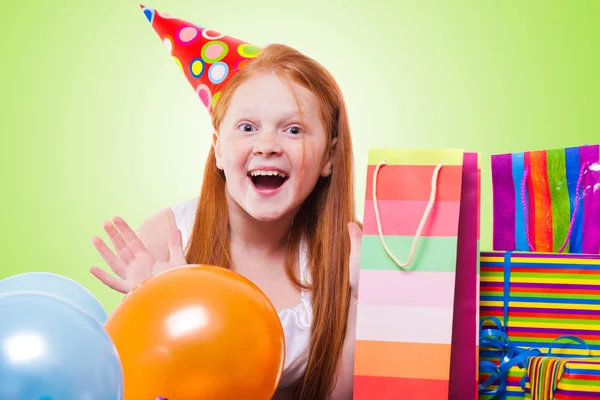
[140,5,263,114]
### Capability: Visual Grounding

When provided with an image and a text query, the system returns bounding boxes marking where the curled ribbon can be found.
[478,316,542,398]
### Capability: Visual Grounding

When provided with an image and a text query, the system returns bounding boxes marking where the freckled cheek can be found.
[221,145,250,173]
[289,146,324,173]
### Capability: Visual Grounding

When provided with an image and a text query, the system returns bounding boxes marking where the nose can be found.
[252,130,283,156]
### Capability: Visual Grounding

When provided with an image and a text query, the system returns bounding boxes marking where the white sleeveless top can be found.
[171,198,313,388]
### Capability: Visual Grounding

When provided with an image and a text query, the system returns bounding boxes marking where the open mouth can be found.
[249,170,288,191]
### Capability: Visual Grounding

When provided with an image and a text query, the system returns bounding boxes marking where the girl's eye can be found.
[239,123,256,132]
[286,126,303,135]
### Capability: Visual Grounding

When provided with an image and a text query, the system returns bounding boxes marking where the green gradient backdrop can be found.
[1,1,598,313]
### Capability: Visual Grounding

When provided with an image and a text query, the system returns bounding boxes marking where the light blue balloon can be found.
[0,272,108,324]
[0,292,123,400]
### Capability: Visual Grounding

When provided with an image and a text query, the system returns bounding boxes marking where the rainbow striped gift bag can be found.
[354,149,480,399]
[525,354,600,400]
[491,144,600,254]
[479,251,600,399]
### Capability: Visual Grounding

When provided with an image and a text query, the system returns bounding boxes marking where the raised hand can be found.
[90,216,187,294]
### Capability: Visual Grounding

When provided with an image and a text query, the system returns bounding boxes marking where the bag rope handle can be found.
[521,163,586,252]
[372,159,443,270]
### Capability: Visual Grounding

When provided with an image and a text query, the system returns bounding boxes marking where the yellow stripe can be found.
[553,349,600,356]
[506,386,526,394]
[480,276,600,284]
[486,348,599,357]
[566,362,600,370]
[367,148,464,166]
[480,300,600,311]
[480,256,504,262]
[480,256,600,265]
[545,349,596,356]
[507,321,600,330]
[556,382,600,392]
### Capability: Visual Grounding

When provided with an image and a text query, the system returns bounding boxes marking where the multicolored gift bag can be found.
[491,144,600,254]
[353,149,480,399]
[479,251,600,399]
[525,354,600,399]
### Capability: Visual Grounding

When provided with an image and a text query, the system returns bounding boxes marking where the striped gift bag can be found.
[491,144,600,254]
[354,149,480,399]
[479,251,600,399]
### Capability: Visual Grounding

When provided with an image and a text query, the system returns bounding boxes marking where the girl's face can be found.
[214,72,334,222]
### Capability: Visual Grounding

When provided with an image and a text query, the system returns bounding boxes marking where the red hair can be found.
[185,43,358,399]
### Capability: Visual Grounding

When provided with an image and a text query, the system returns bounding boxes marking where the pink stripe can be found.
[358,270,456,307]
[356,304,454,344]
[363,200,461,236]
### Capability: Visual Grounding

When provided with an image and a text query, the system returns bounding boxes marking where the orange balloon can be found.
[104,265,285,400]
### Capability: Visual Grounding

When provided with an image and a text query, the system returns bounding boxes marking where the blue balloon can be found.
[0,292,123,399]
[0,272,108,324]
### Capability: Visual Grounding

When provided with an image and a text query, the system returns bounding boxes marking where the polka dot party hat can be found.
[140,4,264,115]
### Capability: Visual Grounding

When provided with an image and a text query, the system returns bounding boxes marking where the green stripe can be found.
[499,336,600,346]
[360,235,458,272]
[547,149,571,252]
[560,377,600,387]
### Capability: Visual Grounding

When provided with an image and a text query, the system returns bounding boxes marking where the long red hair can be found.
[185,43,357,399]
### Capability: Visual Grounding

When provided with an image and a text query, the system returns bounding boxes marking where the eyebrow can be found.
[233,108,309,121]
[235,109,310,125]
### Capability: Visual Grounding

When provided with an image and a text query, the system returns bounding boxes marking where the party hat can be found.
[140,5,264,115]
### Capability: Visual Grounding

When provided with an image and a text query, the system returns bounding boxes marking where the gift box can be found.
[526,354,600,399]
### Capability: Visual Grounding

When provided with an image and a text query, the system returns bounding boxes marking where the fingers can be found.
[168,229,187,266]
[92,236,127,279]
[112,216,148,255]
[103,219,135,266]
[348,222,362,255]
[348,222,362,299]
[90,267,131,294]
[348,222,362,242]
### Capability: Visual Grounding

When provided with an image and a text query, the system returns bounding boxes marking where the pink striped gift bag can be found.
[491,144,600,254]
[353,149,480,399]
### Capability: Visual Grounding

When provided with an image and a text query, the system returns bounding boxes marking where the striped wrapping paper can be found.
[526,355,600,400]
[491,144,600,254]
[479,251,600,399]
[354,149,479,399]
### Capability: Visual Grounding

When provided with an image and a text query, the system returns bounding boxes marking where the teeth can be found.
[250,170,287,178]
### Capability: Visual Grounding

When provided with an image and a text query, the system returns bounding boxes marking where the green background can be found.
[1,0,598,313]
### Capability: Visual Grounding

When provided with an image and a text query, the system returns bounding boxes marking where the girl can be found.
[91,7,362,400]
